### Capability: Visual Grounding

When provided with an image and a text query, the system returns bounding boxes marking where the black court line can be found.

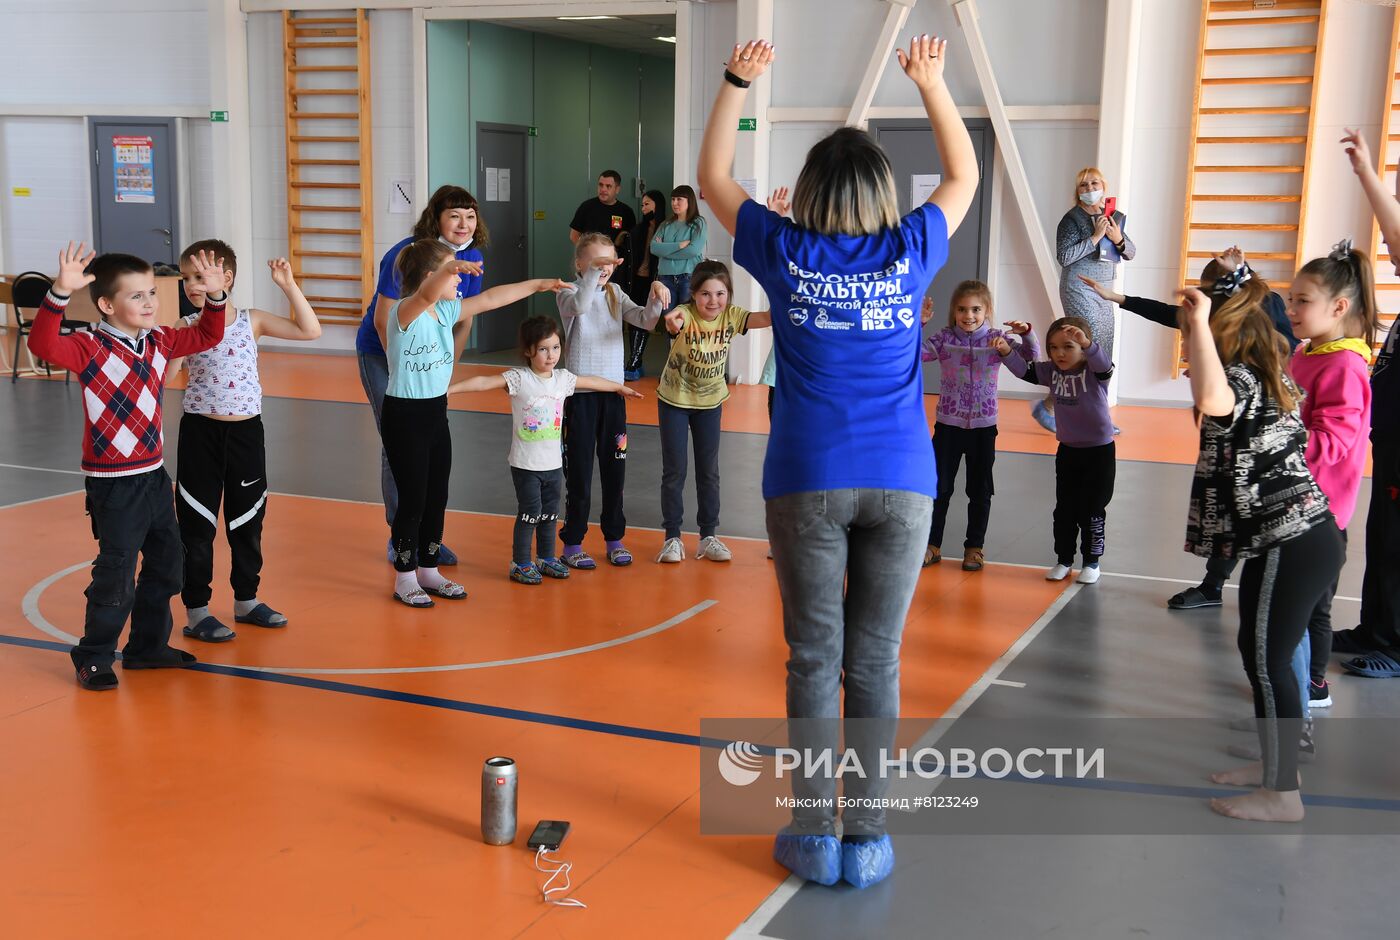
[4,633,1398,814]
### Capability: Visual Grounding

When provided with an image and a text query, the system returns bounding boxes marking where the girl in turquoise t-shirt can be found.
[382,239,566,608]
[651,184,707,315]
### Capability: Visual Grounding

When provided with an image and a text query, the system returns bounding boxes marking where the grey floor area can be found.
[4,376,1398,940]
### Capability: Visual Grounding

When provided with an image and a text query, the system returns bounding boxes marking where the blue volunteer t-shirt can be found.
[355,235,484,356]
[733,199,949,500]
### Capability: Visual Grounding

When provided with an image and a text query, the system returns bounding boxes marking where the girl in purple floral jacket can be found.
[920,280,1038,569]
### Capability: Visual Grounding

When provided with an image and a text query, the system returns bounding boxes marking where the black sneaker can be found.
[76,663,119,691]
[1167,586,1222,610]
[1308,679,1333,708]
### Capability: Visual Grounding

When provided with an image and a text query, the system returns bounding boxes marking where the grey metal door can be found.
[90,118,178,265]
[873,119,994,391]
[476,124,530,352]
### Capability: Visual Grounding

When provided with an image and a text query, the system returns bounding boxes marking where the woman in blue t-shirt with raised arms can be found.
[356,185,488,567]
[698,36,978,889]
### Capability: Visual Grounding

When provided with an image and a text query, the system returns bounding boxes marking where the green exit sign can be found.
[210,110,229,123]
[738,118,757,131]
[528,126,538,137]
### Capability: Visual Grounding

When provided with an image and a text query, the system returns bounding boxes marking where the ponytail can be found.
[1298,239,1380,347]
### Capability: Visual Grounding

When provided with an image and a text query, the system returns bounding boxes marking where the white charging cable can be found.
[535,844,587,908]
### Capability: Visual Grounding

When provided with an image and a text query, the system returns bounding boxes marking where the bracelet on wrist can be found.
[723,68,751,89]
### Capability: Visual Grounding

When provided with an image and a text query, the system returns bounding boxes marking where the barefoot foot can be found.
[1209,787,1304,823]
[1209,762,1302,788]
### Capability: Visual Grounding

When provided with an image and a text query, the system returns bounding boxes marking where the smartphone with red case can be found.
[1103,196,1117,218]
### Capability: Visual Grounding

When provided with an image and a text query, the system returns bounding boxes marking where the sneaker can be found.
[1168,585,1222,610]
[1076,564,1101,585]
[510,562,543,585]
[656,537,685,563]
[537,557,570,579]
[697,536,732,562]
[1308,679,1333,708]
[923,546,942,567]
[961,548,984,572]
[1031,400,1057,433]
[1045,563,1072,582]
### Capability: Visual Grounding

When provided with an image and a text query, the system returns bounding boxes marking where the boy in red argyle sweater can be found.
[28,242,229,690]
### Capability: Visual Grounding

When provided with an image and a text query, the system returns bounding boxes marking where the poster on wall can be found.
[112,135,155,204]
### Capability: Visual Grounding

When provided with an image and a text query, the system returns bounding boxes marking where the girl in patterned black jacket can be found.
[1178,278,1343,824]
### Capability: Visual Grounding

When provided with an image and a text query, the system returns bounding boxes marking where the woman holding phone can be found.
[1036,168,1135,433]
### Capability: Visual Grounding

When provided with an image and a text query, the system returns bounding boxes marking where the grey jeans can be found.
[356,351,398,527]
[766,488,933,837]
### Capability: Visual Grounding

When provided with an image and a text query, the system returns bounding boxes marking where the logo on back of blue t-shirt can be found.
[788,308,809,326]
[813,309,852,331]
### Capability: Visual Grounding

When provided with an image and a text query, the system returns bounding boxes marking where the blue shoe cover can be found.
[1031,400,1057,433]
[841,836,894,888]
[773,834,841,885]
[437,543,459,566]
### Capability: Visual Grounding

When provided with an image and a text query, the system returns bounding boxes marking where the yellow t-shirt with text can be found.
[656,304,751,410]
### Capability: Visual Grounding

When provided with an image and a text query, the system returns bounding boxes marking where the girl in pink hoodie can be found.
[1287,240,1380,708]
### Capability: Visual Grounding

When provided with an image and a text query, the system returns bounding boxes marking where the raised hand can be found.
[1003,320,1032,336]
[54,241,97,295]
[988,335,1012,356]
[650,280,672,309]
[1341,128,1373,177]
[767,186,792,217]
[1212,245,1245,271]
[591,256,624,270]
[453,260,485,277]
[268,257,296,290]
[920,296,936,325]
[1062,325,1091,349]
[727,40,775,83]
[896,34,947,90]
[189,249,228,297]
[663,307,685,334]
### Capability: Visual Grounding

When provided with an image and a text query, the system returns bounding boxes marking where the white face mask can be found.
[438,235,473,252]
[1079,188,1104,206]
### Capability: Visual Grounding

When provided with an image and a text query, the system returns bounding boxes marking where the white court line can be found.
[990,678,1027,688]
[937,552,1363,605]
[0,487,84,510]
[0,462,84,476]
[21,560,717,675]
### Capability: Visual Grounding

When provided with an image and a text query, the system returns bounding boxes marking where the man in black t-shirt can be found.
[570,170,636,290]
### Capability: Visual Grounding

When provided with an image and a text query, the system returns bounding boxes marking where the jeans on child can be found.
[511,467,563,565]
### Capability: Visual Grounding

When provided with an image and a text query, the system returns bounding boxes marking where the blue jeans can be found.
[658,400,722,540]
[356,351,398,527]
[658,273,691,311]
[766,488,933,837]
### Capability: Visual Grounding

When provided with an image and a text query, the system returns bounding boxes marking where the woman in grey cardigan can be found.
[1034,167,1136,432]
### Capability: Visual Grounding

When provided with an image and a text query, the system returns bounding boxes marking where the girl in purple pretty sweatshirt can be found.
[998,316,1116,584]
[920,280,1038,570]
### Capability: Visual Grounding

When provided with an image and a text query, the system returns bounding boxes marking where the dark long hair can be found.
[412,185,490,250]
[667,185,701,227]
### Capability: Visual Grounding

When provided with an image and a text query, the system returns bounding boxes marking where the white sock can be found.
[395,571,420,596]
[187,606,210,630]
[417,566,448,590]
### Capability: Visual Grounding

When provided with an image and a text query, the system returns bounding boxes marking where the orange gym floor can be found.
[0,490,1065,938]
